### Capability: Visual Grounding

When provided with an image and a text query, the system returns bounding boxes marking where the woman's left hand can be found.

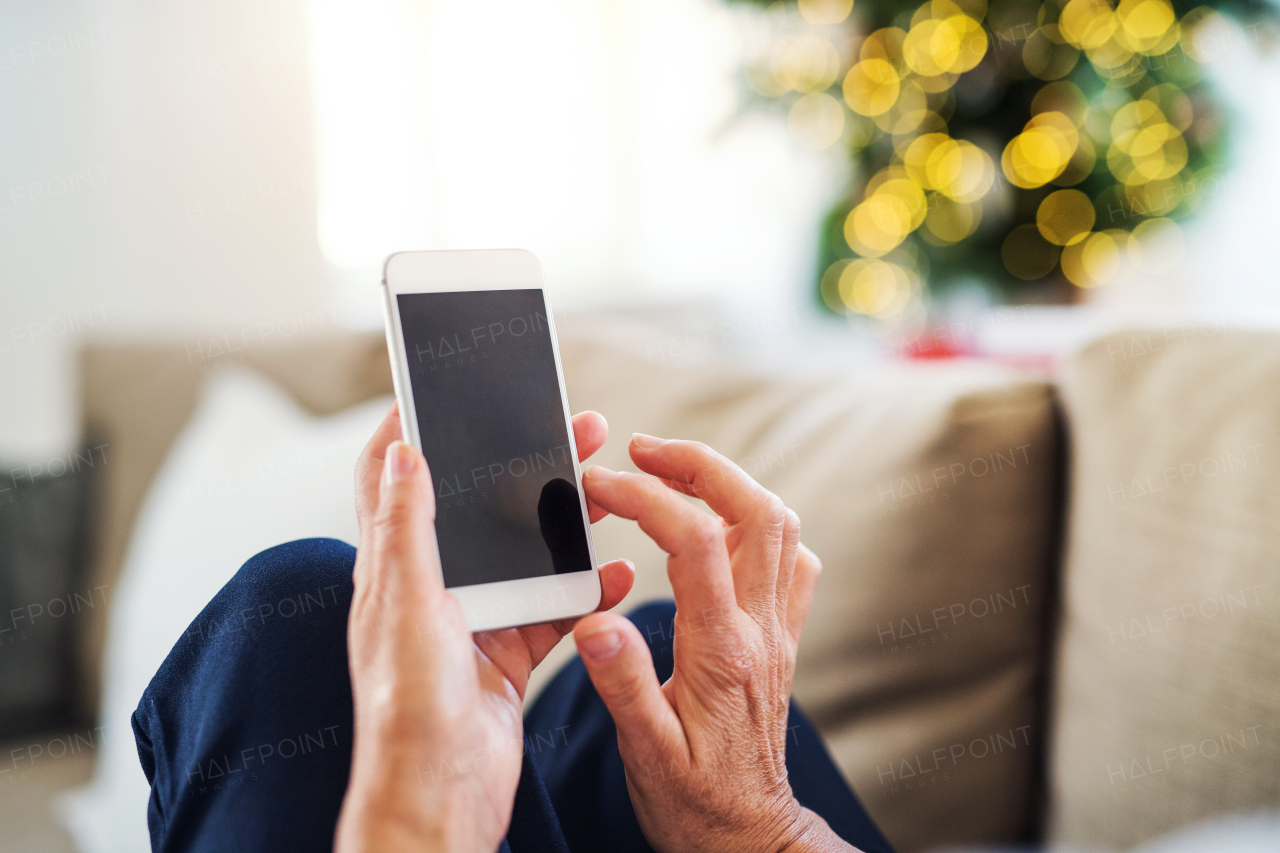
[335,403,634,852]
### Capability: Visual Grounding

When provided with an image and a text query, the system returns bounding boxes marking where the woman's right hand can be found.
[574,435,855,853]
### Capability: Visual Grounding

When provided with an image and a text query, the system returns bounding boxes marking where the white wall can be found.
[0,0,846,461]
[1,0,332,459]
[8,1,1276,464]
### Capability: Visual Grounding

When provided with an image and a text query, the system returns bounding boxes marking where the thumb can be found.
[573,613,682,756]
[366,441,443,597]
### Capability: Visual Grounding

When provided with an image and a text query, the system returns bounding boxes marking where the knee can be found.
[215,538,356,634]
[235,537,356,594]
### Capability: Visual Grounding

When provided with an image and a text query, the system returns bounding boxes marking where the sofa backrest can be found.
[1048,326,1280,849]
[76,333,393,720]
[79,322,1063,853]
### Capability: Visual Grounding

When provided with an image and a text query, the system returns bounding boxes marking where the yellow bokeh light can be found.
[799,0,855,25]
[1105,143,1136,184]
[1032,81,1089,127]
[1003,113,1077,189]
[1062,229,1134,287]
[844,59,901,116]
[1142,83,1194,131]
[1029,111,1080,151]
[1124,175,1182,215]
[1002,223,1062,280]
[866,166,911,195]
[844,177,927,256]
[888,107,944,136]
[913,70,960,93]
[875,92,928,134]
[1109,107,1187,184]
[1037,188,1096,245]
[902,12,987,78]
[1112,99,1165,142]
[848,115,882,152]
[1083,230,1123,283]
[936,140,995,201]
[877,179,929,229]
[1059,237,1089,285]
[1180,7,1227,63]
[839,259,916,318]
[1059,0,1116,49]
[776,35,842,94]
[1116,0,1178,54]
[925,194,982,243]
[941,0,989,18]
[747,0,1210,298]
[905,20,949,76]
[939,15,989,73]
[846,204,901,254]
[1130,124,1187,180]
[1053,136,1097,186]
[1085,33,1136,71]
[900,11,988,75]
[746,62,790,98]
[1023,26,1081,80]
[904,133,952,187]
[789,93,846,149]
[911,1,938,28]
[795,0,1207,295]
[1128,217,1185,273]
[861,27,908,68]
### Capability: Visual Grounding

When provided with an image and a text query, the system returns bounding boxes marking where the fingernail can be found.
[631,433,666,449]
[579,626,624,662]
[584,465,618,481]
[385,441,415,486]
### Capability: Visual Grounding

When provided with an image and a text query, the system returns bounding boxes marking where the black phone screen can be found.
[396,288,592,588]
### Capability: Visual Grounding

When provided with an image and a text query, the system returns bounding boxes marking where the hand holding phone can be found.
[336,406,636,853]
[382,249,603,632]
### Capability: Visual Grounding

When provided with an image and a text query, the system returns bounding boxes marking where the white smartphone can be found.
[381,249,602,632]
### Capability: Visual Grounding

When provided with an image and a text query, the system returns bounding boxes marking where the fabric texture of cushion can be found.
[1047,327,1280,850]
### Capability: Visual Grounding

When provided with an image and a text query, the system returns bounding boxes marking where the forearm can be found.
[335,765,488,853]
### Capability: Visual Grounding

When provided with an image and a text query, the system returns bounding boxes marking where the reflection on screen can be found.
[397,289,592,587]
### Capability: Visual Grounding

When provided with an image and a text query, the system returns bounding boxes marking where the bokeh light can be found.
[799,0,856,24]
[1003,223,1062,279]
[738,0,1240,310]
[1037,189,1096,245]
[844,58,902,116]
[1128,216,1186,273]
[790,92,847,148]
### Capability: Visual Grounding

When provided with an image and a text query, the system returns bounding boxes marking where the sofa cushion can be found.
[1048,327,1280,849]
[541,334,1062,853]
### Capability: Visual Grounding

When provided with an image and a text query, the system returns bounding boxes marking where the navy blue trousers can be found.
[133,538,893,853]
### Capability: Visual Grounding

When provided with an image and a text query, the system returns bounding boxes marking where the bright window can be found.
[308,0,846,306]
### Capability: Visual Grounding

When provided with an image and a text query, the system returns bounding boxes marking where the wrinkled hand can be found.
[335,403,634,852]
[574,435,853,853]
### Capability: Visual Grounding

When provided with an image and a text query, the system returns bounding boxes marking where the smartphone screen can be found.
[396,288,592,588]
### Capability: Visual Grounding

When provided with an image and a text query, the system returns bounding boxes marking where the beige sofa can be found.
[71,317,1279,853]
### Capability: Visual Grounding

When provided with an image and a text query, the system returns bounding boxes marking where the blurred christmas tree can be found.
[731,0,1275,320]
